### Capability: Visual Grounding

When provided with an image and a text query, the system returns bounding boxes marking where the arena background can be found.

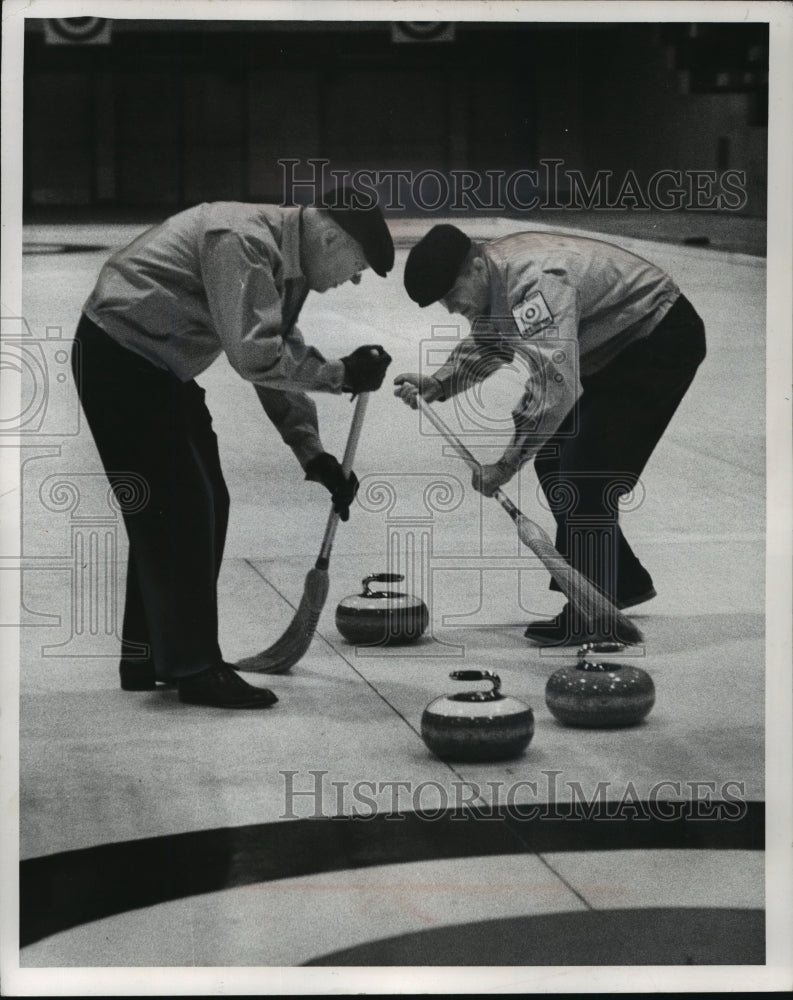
[23,19,767,226]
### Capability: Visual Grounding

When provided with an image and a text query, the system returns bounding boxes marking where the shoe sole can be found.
[525,633,604,647]
[525,623,643,647]
[524,589,657,639]
[120,678,175,691]
[177,693,279,709]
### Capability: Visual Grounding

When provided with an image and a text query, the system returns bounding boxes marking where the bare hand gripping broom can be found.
[417,398,643,646]
[236,393,370,674]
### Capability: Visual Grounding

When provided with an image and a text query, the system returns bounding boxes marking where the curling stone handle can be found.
[362,573,403,592]
[578,641,627,660]
[450,670,501,697]
[361,573,404,597]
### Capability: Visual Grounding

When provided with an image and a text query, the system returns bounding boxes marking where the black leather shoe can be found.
[177,663,278,709]
[524,603,638,646]
[616,586,657,610]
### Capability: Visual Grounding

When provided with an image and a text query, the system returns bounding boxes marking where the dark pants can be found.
[72,314,229,679]
[534,294,707,605]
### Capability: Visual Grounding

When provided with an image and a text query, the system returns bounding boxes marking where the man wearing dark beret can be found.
[394,224,706,645]
[74,188,393,706]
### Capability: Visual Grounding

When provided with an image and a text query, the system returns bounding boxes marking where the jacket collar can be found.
[280,206,305,282]
[481,243,512,332]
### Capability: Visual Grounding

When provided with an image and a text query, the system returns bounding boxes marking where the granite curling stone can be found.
[336,573,429,646]
[421,670,535,762]
[545,642,655,728]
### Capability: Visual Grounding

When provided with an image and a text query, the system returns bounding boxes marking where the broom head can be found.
[235,566,330,674]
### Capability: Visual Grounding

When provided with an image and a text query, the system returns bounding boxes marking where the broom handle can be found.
[417,400,642,642]
[418,396,513,503]
[417,398,547,532]
[418,397,478,466]
[317,392,370,566]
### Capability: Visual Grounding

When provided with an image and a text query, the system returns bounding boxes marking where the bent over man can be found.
[73,189,393,706]
[395,224,706,645]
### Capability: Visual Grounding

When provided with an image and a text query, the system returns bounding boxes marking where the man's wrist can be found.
[426,376,444,402]
[299,442,326,472]
[326,359,347,393]
[429,374,451,402]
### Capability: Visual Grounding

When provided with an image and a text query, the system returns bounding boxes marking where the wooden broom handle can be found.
[317,392,370,564]
[418,397,518,511]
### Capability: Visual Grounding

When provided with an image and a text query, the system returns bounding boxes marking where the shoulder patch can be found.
[512,290,554,337]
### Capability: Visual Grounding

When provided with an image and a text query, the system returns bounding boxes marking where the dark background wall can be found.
[23,20,768,217]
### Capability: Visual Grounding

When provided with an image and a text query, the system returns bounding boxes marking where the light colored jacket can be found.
[83,203,346,467]
[432,231,681,476]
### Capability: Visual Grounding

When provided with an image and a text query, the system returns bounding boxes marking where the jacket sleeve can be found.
[199,230,345,392]
[431,325,515,401]
[497,273,583,478]
[253,384,324,471]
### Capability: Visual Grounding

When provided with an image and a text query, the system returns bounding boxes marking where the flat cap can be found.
[404,224,472,307]
[315,186,394,277]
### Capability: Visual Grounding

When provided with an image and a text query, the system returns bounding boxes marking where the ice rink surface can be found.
[14,215,768,972]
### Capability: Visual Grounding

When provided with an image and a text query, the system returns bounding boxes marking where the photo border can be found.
[1,0,791,994]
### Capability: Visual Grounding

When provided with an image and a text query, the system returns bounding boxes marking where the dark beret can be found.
[315,186,394,277]
[404,224,472,307]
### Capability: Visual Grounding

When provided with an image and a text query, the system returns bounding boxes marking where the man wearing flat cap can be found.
[74,188,394,706]
[394,224,706,644]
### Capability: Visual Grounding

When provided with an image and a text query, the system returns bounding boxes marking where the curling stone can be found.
[335,573,429,646]
[545,642,655,728]
[421,670,535,762]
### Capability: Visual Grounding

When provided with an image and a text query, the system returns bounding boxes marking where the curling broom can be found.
[236,392,370,673]
[417,397,643,646]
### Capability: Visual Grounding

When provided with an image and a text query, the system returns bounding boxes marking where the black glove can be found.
[304,452,359,522]
[340,345,392,395]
